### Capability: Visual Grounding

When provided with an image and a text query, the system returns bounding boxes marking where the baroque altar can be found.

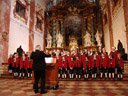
[45,0,104,51]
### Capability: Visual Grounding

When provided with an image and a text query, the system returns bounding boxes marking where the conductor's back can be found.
[30,45,51,94]
[31,50,50,71]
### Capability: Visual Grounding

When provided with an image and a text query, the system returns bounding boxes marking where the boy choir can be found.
[56,46,124,80]
[8,46,124,80]
[8,52,33,79]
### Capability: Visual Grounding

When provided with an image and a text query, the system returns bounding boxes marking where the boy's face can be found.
[118,54,121,58]
[10,54,12,58]
[99,47,101,50]
[67,51,69,55]
[85,49,87,52]
[102,54,104,57]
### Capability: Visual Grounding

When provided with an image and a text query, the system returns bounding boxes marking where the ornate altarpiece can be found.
[46,0,103,51]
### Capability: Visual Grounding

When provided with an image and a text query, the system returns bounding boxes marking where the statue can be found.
[56,32,63,47]
[84,31,91,46]
[117,40,123,53]
[95,30,102,46]
[46,33,52,48]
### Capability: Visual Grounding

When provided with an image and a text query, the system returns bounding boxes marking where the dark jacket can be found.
[30,50,51,71]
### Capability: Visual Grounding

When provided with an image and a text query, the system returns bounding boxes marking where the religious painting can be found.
[65,15,82,46]
[13,0,29,24]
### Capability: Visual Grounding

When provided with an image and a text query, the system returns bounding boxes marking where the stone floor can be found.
[0,78,128,96]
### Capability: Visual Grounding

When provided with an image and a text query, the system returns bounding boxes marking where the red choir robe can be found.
[74,59,81,68]
[91,58,99,68]
[99,57,108,68]
[12,58,19,67]
[58,56,62,67]
[110,51,118,61]
[20,57,26,69]
[8,58,13,65]
[60,60,67,68]
[64,55,71,64]
[69,60,75,69]
[108,58,115,68]
[25,56,33,68]
[83,58,91,69]
[117,58,124,67]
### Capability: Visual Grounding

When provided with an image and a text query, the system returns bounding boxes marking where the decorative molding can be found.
[111,0,121,17]
[13,0,29,24]
[1,32,8,42]
[102,4,109,29]
[35,4,44,33]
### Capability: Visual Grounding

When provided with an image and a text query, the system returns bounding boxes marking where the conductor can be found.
[30,45,51,94]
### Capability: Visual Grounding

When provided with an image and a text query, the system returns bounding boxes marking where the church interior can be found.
[0,0,128,96]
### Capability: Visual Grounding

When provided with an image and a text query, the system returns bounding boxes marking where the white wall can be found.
[8,19,29,54]
[8,0,46,56]
[112,1,127,53]
[8,0,30,55]
[103,0,127,53]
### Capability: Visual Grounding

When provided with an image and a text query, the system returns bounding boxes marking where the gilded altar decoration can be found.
[69,36,78,51]
[13,0,29,24]
[35,4,44,33]
[1,32,8,42]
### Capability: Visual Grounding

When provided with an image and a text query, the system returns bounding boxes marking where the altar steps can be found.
[59,74,128,81]
[1,72,128,81]
[0,63,128,81]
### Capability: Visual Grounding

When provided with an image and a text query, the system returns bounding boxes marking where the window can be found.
[15,1,26,18]
[36,18,42,30]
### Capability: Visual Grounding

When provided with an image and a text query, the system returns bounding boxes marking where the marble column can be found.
[90,16,95,46]
[29,0,35,52]
[87,18,91,32]
[0,0,11,64]
[107,0,114,49]
[52,20,56,47]
[83,18,87,46]
[60,20,64,47]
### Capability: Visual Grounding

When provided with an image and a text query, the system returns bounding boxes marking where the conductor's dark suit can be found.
[30,50,51,93]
